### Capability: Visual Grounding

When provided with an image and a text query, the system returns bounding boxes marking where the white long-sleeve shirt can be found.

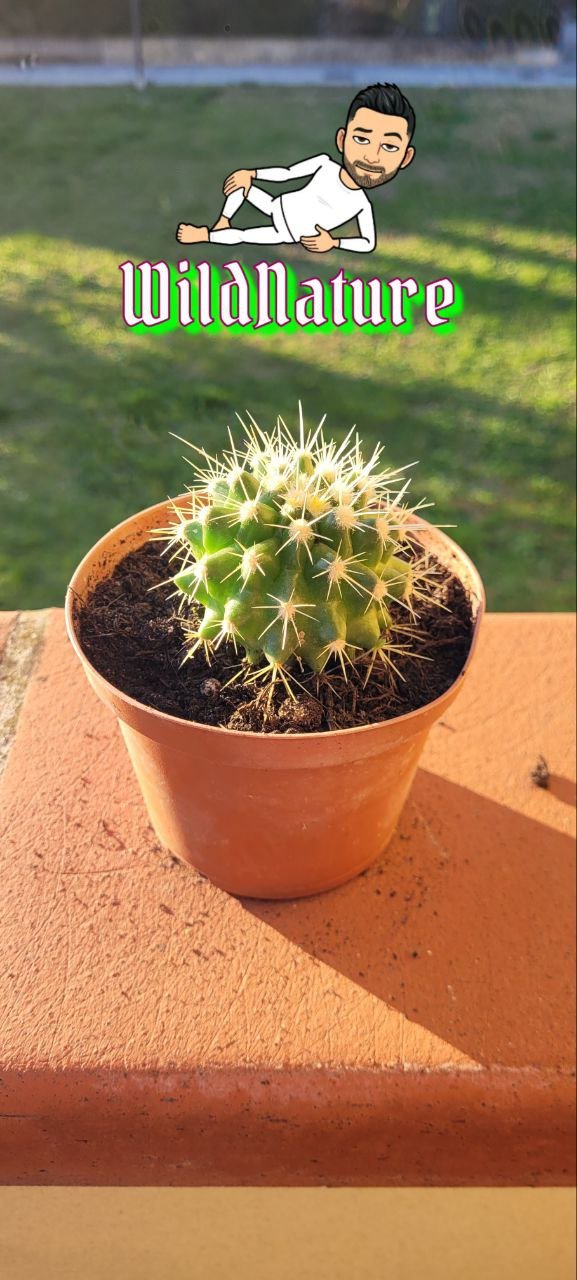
[255,154,376,253]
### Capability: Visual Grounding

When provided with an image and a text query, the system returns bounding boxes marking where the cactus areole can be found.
[161,407,435,690]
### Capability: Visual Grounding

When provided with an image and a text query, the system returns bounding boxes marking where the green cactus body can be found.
[165,409,427,681]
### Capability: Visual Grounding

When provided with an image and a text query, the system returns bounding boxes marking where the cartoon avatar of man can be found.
[176,82,415,255]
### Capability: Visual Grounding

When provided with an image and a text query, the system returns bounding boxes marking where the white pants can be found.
[209,186,294,245]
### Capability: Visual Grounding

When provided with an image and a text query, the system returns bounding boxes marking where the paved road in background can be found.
[0,60,575,88]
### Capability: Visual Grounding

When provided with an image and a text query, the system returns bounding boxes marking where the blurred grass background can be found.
[0,85,575,609]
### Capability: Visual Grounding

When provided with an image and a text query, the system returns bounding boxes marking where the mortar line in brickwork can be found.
[0,611,47,780]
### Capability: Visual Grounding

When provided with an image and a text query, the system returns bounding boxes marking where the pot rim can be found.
[65,496,486,743]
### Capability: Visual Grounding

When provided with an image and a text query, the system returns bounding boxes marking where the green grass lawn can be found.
[0,86,575,609]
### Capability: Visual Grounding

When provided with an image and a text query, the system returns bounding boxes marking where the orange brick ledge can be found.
[0,610,575,1187]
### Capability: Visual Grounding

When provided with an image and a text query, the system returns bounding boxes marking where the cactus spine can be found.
[162,408,430,683]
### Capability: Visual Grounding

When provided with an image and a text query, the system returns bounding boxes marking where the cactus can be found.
[161,407,432,686]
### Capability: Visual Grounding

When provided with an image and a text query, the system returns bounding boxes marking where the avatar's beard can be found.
[342,154,397,189]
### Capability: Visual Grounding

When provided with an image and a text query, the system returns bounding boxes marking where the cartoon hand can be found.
[223,169,255,197]
[300,225,338,254]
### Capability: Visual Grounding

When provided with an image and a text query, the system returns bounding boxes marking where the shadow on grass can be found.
[428,222,575,271]
[242,770,577,1071]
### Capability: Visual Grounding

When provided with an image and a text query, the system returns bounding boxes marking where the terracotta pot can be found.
[65,498,485,899]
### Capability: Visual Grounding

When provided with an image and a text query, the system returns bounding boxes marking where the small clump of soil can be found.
[531,755,551,789]
[75,541,474,734]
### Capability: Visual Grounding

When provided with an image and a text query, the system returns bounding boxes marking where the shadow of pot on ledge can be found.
[243,768,576,1070]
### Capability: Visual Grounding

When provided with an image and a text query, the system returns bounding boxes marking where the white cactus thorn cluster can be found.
[157,406,436,688]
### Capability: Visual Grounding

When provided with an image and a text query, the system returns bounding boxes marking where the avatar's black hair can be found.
[346,83,415,140]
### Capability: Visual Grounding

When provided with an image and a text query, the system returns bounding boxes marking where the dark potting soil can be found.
[76,541,474,735]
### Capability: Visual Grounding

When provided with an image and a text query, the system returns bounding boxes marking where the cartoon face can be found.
[336,108,415,189]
